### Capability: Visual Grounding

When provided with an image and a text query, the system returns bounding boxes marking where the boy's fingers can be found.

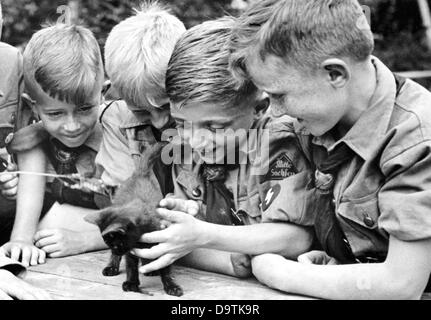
[159,198,199,216]
[10,246,22,262]
[38,249,46,264]
[21,247,32,267]
[41,244,60,255]
[139,230,168,244]
[156,208,189,223]
[139,255,174,274]
[34,229,57,242]
[132,244,164,260]
[30,248,40,266]
[7,162,17,171]
[35,236,57,248]
[297,251,328,265]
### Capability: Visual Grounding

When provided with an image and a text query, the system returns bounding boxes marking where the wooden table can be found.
[23,250,312,300]
[23,250,431,300]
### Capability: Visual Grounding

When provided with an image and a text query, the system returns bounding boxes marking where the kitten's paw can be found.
[102,266,120,277]
[144,271,160,277]
[122,281,140,292]
[165,284,183,297]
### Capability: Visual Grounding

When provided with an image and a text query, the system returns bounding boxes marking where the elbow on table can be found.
[278,227,314,260]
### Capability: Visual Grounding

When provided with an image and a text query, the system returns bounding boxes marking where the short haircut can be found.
[105,1,185,109]
[230,0,374,79]
[23,24,104,106]
[166,17,258,109]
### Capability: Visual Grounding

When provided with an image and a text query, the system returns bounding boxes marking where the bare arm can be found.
[252,235,431,300]
[133,199,313,274]
[12,147,47,242]
[1,147,47,266]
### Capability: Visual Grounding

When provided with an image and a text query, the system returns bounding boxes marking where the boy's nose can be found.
[63,117,82,132]
[189,131,212,151]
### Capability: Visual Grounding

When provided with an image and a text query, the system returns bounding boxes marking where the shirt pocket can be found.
[236,190,262,225]
[337,194,389,258]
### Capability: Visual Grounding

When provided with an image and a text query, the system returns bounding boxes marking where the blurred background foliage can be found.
[1,0,431,86]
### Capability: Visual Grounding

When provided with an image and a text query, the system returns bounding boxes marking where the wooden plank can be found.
[24,250,312,300]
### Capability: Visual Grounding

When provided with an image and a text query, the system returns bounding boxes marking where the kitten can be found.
[85,142,183,297]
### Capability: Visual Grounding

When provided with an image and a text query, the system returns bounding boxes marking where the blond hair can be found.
[105,1,185,109]
[23,24,104,106]
[166,17,258,109]
[230,0,374,83]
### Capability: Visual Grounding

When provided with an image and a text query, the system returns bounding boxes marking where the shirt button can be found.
[332,198,336,206]
[363,215,374,228]
[192,188,201,197]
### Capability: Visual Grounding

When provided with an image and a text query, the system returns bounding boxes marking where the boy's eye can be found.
[208,124,225,132]
[269,93,285,101]
[45,111,64,118]
[78,105,95,113]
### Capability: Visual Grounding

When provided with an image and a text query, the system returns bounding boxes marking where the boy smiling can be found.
[133,17,314,277]
[229,0,431,299]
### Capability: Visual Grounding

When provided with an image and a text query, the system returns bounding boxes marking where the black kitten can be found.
[85,143,183,297]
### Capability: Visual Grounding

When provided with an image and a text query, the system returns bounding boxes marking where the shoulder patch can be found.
[264,153,297,181]
[262,184,281,211]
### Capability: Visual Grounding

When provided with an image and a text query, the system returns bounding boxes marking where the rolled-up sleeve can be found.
[378,142,431,241]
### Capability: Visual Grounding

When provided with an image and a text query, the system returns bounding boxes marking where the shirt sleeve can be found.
[0,256,26,277]
[254,116,317,226]
[378,141,431,241]
[95,102,135,187]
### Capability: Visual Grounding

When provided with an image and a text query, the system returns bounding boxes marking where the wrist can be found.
[195,219,213,248]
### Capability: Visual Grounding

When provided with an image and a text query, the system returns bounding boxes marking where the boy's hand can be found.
[34,228,87,258]
[230,253,252,278]
[132,206,205,274]
[158,198,200,228]
[0,162,18,200]
[297,250,339,265]
[0,269,51,300]
[0,241,46,267]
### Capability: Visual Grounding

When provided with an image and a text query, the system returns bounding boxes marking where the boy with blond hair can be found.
[229,0,431,299]
[132,17,314,277]
[1,23,108,267]
[96,2,186,189]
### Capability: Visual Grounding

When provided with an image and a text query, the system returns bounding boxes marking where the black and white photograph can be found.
[0,0,431,305]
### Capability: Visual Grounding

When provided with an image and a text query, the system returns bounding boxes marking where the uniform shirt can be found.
[0,42,23,159]
[272,57,431,260]
[96,100,174,187]
[172,115,313,225]
[43,119,103,185]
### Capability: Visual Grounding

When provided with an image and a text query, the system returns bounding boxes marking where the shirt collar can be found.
[296,56,397,160]
[83,121,103,152]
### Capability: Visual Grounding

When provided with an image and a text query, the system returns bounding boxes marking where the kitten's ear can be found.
[84,209,110,226]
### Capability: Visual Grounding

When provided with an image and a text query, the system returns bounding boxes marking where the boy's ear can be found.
[102,80,111,97]
[22,93,38,114]
[253,95,270,120]
[321,59,350,88]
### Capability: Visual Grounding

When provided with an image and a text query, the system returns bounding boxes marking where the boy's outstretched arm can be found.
[132,198,313,274]
[252,235,431,300]
[1,147,47,267]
